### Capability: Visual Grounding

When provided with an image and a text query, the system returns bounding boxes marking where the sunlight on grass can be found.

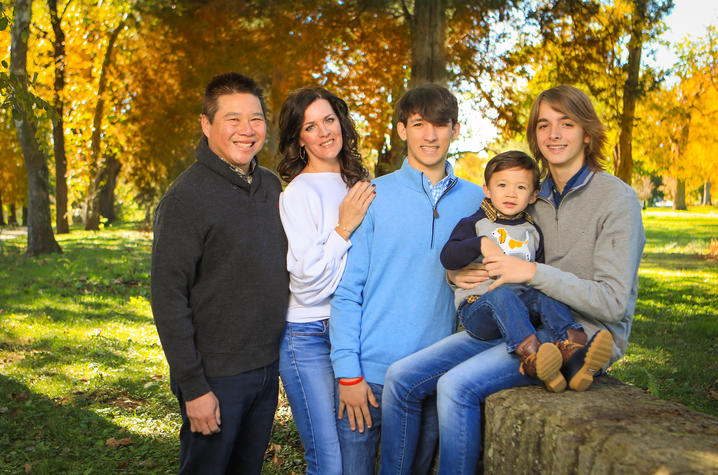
[640,267,717,280]
[0,226,178,473]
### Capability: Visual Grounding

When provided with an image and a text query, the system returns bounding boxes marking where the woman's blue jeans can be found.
[279,319,342,475]
[459,286,583,352]
[381,329,556,475]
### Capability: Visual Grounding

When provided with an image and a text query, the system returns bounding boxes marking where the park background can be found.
[0,0,717,473]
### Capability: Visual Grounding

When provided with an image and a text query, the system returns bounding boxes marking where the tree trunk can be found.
[8,204,18,226]
[10,0,62,255]
[703,180,712,206]
[84,16,126,230]
[614,0,646,185]
[48,0,69,234]
[375,0,448,177]
[264,68,283,173]
[375,82,406,177]
[99,155,121,223]
[409,0,447,87]
[673,179,686,210]
[22,205,28,226]
[0,193,5,226]
[672,110,689,211]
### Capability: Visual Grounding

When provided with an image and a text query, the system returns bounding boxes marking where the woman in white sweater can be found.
[276,87,375,475]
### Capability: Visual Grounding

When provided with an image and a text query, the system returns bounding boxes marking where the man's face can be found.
[397,113,459,174]
[201,93,266,172]
[535,101,589,175]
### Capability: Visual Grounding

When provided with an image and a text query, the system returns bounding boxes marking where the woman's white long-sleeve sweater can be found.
[279,172,351,323]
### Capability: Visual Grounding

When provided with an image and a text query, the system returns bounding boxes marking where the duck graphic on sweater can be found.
[491,227,532,261]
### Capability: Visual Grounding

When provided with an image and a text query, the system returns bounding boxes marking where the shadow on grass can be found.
[641,251,717,269]
[0,297,152,325]
[20,337,129,370]
[0,374,177,473]
[635,277,717,321]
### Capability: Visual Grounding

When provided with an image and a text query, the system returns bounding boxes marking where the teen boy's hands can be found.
[447,262,489,289]
[449,255,537,292]
[483,254,537,291]
[337,378,379,433]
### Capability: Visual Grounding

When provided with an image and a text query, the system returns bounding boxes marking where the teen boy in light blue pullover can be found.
[329,84,484,475]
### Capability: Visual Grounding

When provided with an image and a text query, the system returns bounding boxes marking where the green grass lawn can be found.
[1,207,716,473]
[609,207,718,416]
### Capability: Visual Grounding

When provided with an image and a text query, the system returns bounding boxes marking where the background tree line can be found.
[1,0,717,256]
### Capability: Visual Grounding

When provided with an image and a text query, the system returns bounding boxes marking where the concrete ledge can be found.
[484,375,718,474]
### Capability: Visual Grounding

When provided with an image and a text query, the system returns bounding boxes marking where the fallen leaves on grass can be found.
[269,443,283,466]
[0,353,25,366]
[10,392,29,402]
[708,238,718,260]
[105,437,133,448]
[112,278,140,287]
[115,399,141,410]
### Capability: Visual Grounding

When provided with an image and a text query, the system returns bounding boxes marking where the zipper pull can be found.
[433,208,439,219]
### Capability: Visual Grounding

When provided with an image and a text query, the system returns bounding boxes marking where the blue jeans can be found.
[172,360,279,475]
[336,381,438,475]
[279,320,341,475]
[381,329,557,475]
[459,286,583,352]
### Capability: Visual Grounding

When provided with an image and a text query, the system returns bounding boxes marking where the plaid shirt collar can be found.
[218,157,257,184]
[480,197,534,224]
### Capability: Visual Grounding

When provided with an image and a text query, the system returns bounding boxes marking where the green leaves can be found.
[0,69,60,127]
[0,1,8,32]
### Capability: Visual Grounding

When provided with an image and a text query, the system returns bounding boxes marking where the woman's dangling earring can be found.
[299,146,307,163]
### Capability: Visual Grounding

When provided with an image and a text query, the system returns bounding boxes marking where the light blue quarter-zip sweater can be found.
[330,159,484,385]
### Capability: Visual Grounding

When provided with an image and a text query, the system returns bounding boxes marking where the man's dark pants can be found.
[171,360,279,475]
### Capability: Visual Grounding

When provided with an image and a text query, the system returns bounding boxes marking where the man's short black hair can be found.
[203,72,266,123]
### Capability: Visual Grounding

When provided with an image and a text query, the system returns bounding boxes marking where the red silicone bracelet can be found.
[338,376,364,386]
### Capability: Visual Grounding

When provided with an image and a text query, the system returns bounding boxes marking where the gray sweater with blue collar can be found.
[529,170,645,365]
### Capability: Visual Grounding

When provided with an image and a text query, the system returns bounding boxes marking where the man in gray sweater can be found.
[151,72,288,474]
